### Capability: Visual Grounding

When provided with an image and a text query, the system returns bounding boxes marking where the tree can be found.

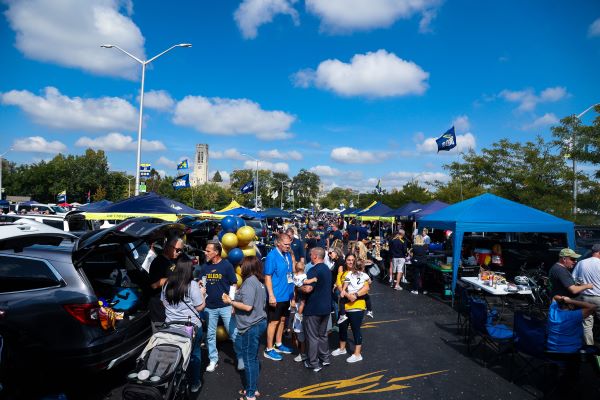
[292,169,320,208]
[92,185,107,202]
[319,187,354,209]
[212,171,223,182]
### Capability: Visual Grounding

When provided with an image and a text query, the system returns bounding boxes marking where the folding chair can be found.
[455,283,472,342]
[468,298,513,367]
[510,311,550,387]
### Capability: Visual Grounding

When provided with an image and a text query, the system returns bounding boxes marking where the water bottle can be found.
[185,316,194,337]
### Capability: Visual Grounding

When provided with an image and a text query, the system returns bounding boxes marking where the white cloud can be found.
[4,0,144,79]
[588,18,600,37]
[499,86,568,112]
[305,0,441,32]
[293,49,429,98]
[416,132,476,154]
[156,156,177,169]
[209,170,231,182]
[211,148,246,160]
[522,113,559,130]
[453,115,470,133]
[173,96,295,140]
[156,170,166,179]
[75,132,165,151]
[1,87,137,132]
[12,136,67,153]
[243,160,289,173]
[143,90,175,111]
[330,146,391,164]
[258,149,302,160]
[309,165,342,176]
[234,0,299,39]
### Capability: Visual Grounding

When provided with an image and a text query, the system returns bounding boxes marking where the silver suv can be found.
[0,218,184,379]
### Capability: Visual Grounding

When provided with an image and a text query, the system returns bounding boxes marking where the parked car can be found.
[575,225,600,258]
[0,211,92,235]
[0,218,185,374]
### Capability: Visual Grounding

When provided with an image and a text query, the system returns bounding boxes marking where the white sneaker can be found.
[346,354,363,363]
[366,311,374,318]
[331,348,347,357]
[423,290,428,295]
[337,314,348,324]
[410,290,419,295]
[294,354,307,362]
[205,361,218,372]
[394,286,403,291]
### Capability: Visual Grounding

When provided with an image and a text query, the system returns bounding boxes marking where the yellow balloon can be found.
[236,226,256,247]
[221,248,229,258]
[235,266,242,275]
[236,273,243,287]
[241,245,256,258]
[216,326,228,342]
[221,232,239,250]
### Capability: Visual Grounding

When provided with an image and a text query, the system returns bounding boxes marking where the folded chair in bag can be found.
[468,298,513,367]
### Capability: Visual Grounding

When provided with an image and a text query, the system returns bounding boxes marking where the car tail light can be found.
[262,227,267,237]
[63,303,100,326]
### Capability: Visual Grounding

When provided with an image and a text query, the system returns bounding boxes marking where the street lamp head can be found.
[178,43,192,48]
[100,44,114,48]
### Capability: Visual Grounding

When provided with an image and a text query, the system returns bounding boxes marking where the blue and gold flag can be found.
[240,180,254,194]
[177,159,189,170]
[436,126,457,152]
[172,174,190,190]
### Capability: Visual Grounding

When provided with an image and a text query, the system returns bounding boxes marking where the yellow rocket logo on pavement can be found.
[281,369,448,398]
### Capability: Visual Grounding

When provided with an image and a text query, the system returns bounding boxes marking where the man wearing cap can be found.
[548,248,593,298]
[572,243,600,345]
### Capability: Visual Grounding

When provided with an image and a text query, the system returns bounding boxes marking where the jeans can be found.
[236,319,267,398]
[206,306,241,363]
[339,310,364,345]
[189,325,203,386]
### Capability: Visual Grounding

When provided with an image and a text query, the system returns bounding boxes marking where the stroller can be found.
[122,322,194,400]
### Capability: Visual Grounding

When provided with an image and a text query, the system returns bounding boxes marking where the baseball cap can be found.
[559,248,581,258]
[592,243,600,253]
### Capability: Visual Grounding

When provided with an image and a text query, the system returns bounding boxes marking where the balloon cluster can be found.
[217,216,256,286]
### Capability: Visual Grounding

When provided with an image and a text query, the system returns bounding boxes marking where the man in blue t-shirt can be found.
[286,227,305,264]
[327,224,343,249]
[357,222,369,241]
[263,233,295,361]
[301,247,332,371]
[547,295,597,353]
[199,241,242,372]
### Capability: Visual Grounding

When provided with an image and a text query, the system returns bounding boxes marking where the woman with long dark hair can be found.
[161,255,206,392]
[222,256,267,400]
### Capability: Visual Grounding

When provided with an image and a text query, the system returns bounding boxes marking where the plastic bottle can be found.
[185,316,194,337]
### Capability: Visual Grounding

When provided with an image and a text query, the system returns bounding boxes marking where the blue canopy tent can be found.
[84,192,201,222]
[385,201,424,218]
[412,200,449,220]
[419,193,576,300]
[356,202,394,222]
[340,207,359,216]
[262,208,292,218]
[78,199,113,211]
[216,206,264,219]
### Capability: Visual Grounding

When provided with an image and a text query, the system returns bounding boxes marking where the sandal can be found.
[238,389,261,397]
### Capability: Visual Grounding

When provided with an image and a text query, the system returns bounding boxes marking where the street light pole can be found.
[0,148,13,201]
[123,174,135,198]
[242,153,261,210]
[572,103,599,218]
[101,43,191,196]
[277,179,287,209]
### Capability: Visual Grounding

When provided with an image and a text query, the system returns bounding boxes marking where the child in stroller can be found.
[123,255,206,399]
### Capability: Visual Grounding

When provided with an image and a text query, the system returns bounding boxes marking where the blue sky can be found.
[1,0,600,192]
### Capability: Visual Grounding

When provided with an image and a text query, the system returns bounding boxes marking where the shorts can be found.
[268,301,290,321]
[392,258,406,273]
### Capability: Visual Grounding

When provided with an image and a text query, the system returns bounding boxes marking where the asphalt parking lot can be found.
[5,279,600,399]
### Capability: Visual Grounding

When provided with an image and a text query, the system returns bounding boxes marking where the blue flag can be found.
[57,190,66,203]
[172,174,190,190]
[436,126,457,152]
[177,159,188,170]
[375,179,382,194]
[240,180,254,194]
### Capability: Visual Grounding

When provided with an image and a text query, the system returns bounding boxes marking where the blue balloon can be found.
[217,230,225,241]
[228,248,244,266]
[235,217,246,231]
[221,216,237,233]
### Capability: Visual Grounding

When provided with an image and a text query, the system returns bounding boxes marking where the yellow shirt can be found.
[338,270,368,311]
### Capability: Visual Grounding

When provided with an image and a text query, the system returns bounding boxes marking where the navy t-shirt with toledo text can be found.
[199,259,237,309]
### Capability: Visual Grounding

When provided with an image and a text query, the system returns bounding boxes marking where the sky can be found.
[1,0,600,193]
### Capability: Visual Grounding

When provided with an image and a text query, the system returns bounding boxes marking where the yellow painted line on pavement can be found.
[361,318,406,329]
[280,369,449,398]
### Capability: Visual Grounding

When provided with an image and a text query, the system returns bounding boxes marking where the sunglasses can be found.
[172,246,184,254]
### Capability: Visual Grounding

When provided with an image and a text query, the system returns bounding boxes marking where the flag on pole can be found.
[271,190,279,199]
[177,159,189,170]
[375,179,382,194]
[57,190,66,203]
[436,126,457,152]
[172,174,190,190]
[240,180,254,194]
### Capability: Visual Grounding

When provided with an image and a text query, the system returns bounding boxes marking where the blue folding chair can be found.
[468,298,513,367]
[510,312,551,386]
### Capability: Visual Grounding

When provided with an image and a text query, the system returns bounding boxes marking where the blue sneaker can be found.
[264,349,283,361]
[274,343,293,354]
